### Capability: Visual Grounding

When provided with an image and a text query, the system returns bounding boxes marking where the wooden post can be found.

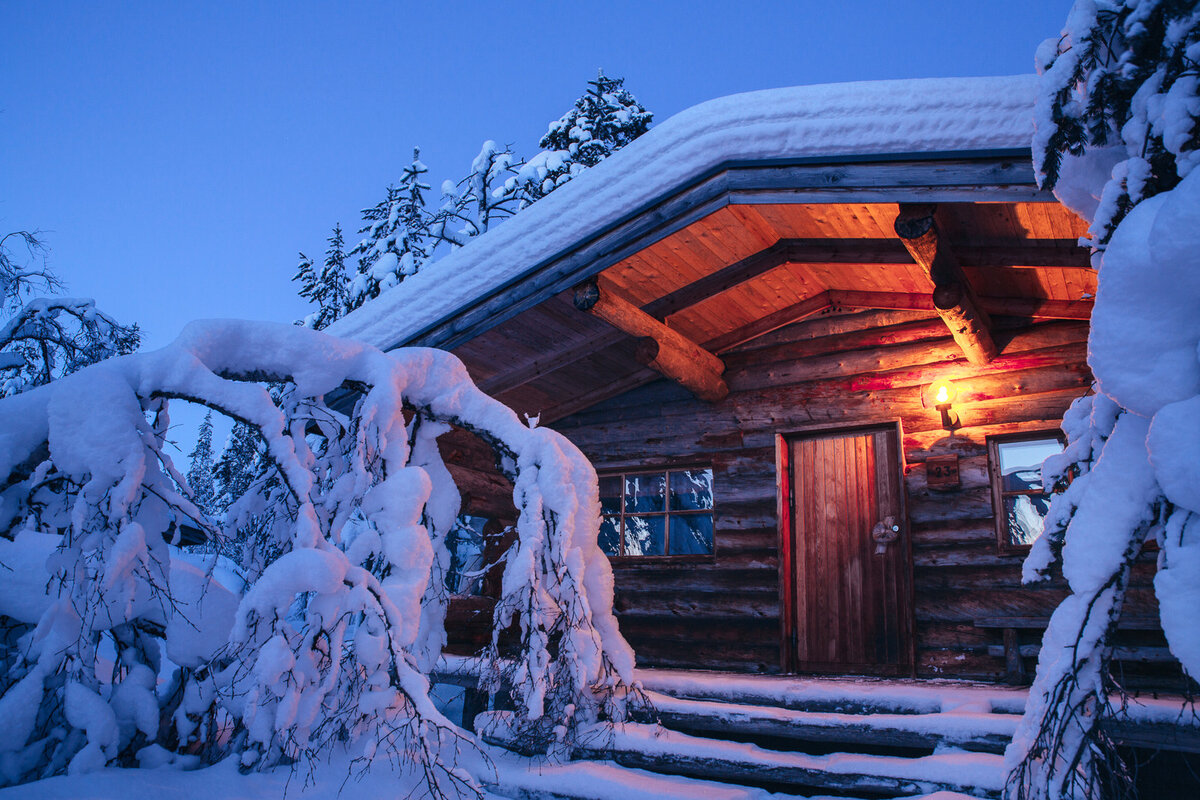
[894,205,999,365]
[574,278,729,402]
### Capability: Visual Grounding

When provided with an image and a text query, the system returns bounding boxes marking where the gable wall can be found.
[552,308,1164,681]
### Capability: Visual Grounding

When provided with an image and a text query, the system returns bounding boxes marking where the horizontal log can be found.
[651,694,1015,754]
[1107,721,1200,754]
[917,649,1007,681]
[569,726,1002,798]
[614,591,780,618]
[703,293,832,353]
[735,308,938,353]
[829,290,1093,320]
[916,621,999,650]
[631,640,782,670]
[972,615,1161,630]
[986,644,1176,662]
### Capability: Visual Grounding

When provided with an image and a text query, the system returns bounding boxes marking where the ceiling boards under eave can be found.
[448,186,1093,425]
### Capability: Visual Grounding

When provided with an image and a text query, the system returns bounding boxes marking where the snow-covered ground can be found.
[0,745,979,800]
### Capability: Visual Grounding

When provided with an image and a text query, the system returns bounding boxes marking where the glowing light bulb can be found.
[936,385,950,404]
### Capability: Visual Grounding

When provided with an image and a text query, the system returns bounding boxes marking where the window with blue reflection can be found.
[598,468,714,557]
[989,434,1065,550]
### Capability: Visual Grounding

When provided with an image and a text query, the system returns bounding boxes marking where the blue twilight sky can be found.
[4,0,1073,355]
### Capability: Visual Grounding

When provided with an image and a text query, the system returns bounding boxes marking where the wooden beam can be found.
[828,290,935,313]
[541,367,661,425]
[895,204,999,365]
[642,238,1089,321]
[644,240,794,318]
[977,297,1093,320]
[828,290,1093,320]
[477,327,625,395]
[703,292,832,353]
[574,278,729,402]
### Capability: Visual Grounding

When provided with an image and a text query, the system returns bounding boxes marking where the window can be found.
[444,515,489,595]
[988,433,1065,551]
[597,468,714,557]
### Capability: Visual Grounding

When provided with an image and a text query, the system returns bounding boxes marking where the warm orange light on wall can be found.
[929,379,960,430]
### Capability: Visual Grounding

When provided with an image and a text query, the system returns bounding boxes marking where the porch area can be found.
[436,659,1200,799]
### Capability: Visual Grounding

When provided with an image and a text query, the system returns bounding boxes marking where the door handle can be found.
[872,515,900,555]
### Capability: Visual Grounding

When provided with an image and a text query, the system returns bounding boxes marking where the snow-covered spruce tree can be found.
[1007,4,1200,799]
[186,411,218,518]
[295,224,350,330]
[0,231,140,398]
[516,70,653,205]
[435,141,523,246]
[0,320,634,793]
[213,419,261,516]
[347,149,433,313]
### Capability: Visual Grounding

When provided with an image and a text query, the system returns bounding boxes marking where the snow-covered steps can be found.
[481,750,875,800]
[480,717,1004,799]
[637,669,1029,716]
[647,691,1018,754]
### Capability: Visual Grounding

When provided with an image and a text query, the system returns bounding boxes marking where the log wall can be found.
[552,308,1168,681]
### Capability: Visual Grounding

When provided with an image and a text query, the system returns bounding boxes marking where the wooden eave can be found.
[398,151,1095,425]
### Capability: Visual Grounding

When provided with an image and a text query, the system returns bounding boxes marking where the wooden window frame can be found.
[600,466,716,564]
[987,430,1066,555]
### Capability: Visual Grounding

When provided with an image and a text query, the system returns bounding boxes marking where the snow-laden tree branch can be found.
[1009,3,1200,798]
[0,231,140,398]
[0,320,634,794]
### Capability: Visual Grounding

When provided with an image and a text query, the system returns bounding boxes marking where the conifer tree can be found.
[294,224,350,329]
[347,148,432,311]
[185,411,217,516]
[292,251,319,317]
[517,70,653,203]
[1034,0,1200,246]
[319,223,349,324]
[436,140,522,244]
[212,419,260,515]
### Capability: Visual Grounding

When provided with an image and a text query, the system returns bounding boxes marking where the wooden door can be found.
[782,425,912,675]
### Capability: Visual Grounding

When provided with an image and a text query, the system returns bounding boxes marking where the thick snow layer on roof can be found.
[329,75,1038,351]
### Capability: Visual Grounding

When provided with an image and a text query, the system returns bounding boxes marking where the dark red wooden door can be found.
[786,426,912,674]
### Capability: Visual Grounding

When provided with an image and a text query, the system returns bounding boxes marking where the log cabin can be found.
[329,75,1179,689]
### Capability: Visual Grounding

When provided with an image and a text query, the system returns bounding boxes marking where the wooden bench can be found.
[973,615,1170,684]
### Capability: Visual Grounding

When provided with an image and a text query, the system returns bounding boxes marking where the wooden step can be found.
[647,691,1017,754]
[481,750,828,800]
[637,667,1029,716]
[480,715,1003,799]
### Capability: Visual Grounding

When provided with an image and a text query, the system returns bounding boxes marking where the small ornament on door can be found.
[925,454,961,489]
[872,515,900,554]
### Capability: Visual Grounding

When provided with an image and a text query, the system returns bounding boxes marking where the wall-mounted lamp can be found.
[929,379,960,430]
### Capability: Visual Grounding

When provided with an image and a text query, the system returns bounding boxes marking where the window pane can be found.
[598,475,622,515]
[669,514,713,555]
[445,515,487,595]
[670,469,714,511]
[624,515,666,556]
[998,438,1063,492]
[624,473,666,513]
[1004,494,1052,546]
[598,516,621,556]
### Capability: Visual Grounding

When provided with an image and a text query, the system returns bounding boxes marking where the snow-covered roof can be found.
[329,75,1039,351]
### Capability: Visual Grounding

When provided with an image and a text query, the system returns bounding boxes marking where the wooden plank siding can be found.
[551,308,1167,681]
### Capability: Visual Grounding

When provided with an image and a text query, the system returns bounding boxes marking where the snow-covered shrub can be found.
[0,320,633,793]
[1008,3,1200,799]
